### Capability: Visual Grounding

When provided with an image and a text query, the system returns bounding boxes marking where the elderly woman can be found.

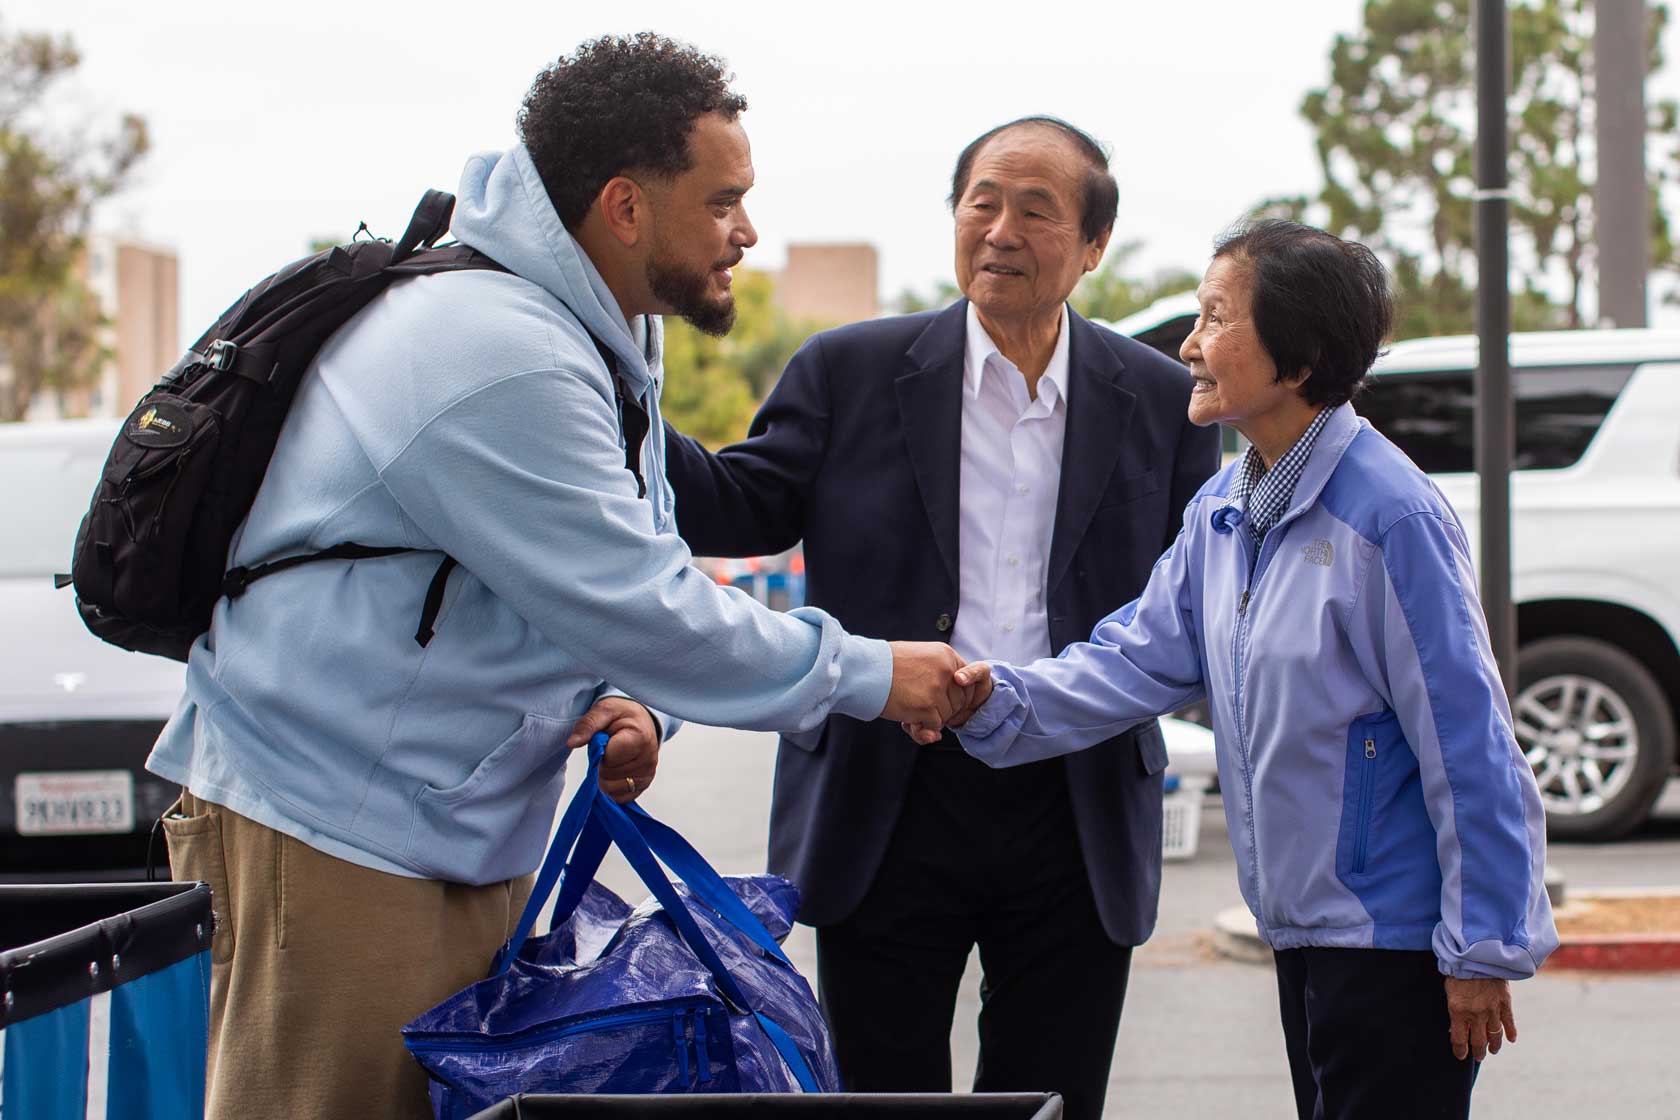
[932,220,1557,1119]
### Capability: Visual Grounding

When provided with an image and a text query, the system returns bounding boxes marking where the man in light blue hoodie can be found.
[148,34,976,1119]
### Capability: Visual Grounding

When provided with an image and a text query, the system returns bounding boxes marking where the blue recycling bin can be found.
[1,881,212,1119]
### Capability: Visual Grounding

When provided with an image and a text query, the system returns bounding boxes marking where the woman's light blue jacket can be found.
[960,403,1557,979]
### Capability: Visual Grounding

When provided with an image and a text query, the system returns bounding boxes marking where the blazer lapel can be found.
[1047,310,1138,596]
[894,302,968,588]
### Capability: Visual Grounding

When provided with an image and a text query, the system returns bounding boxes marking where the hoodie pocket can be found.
[408,712,574,878]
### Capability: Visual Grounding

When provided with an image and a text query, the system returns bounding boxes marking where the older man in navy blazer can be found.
[664,117,1220,1120]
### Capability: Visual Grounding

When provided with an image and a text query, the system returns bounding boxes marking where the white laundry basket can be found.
[1161,775,1210,860]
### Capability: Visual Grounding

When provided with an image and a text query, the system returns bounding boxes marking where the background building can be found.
[22,236,178,421]
[86,237,179,417]
[771,243,878,325]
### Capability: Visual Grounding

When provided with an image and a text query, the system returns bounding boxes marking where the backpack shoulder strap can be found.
[393,189,457,263]
[584,330,649,500]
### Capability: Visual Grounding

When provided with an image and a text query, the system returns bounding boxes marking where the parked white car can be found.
[1111,297,1680,840]
[1,419,186,878]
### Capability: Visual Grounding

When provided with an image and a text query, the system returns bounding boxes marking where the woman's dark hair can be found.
[947,116,1119,244]
[1212,219,1393,408]
[517,33,748,230]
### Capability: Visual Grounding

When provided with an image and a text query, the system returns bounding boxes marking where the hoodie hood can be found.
[450,145,659,394]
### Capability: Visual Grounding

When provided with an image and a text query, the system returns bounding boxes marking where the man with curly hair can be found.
[149,33,974,1118]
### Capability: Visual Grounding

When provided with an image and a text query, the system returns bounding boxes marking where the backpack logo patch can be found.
[124,401,194,449]
[1302,539,1334,566]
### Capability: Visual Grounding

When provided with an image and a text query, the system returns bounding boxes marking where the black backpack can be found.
[61,189,647,662]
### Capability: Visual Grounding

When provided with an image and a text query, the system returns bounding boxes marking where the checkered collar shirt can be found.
[1231,407,1333,544]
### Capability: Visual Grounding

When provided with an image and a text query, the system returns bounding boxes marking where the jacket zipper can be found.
[1352,737,1377,874]
[1231,537,1265,929]
[1230,492,1324,930]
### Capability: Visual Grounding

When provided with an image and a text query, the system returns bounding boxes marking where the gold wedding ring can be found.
[625,776,637,794]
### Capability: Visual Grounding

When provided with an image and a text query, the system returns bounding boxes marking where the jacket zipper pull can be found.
[673,1012,691,1083]
[1365,737,1377,760]
[1239,589,1251,615]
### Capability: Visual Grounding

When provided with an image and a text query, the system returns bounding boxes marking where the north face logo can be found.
[1302,539,1334,566]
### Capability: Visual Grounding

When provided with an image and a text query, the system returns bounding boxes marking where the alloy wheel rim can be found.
[1513,673,1639,817]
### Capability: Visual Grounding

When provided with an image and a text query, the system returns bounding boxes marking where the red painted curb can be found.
[1547,935,1680,972]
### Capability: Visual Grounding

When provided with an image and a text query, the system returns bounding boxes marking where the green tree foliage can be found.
[660,268,828,447]
[891,280,961,314]
[1290,0,1678,337]
[0,22,148,419]
[1069,240,1199,323]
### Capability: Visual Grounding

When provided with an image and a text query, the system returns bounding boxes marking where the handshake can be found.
[882,641,994,745]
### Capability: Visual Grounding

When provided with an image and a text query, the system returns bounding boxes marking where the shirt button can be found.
[935,613,953,633]
[1003,622,1016,633]
[1016,484,1029,495]
[1007,555,1020,567]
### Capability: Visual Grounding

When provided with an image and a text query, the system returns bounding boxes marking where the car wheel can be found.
[1514,637,1677,841]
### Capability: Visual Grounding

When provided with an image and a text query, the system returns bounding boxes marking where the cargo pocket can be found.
[161,796,235,965]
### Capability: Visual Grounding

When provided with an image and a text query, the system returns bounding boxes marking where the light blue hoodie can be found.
[147,145,893,884]
[959,404,1557,980]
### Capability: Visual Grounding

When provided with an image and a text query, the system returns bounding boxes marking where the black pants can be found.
[1274,946,1479,1120]
[815,748,1132,1120]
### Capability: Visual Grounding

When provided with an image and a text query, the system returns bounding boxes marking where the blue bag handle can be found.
[549,814,612,924]
[543,801,796,973]
[492,731,606,974]
[583,755,822,1093]
[621,803,796,970]
[495,734,676,971]
[493,733,821,1092]
[499,734,793,974]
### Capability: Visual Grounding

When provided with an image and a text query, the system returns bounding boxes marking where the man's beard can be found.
[647,248,737,337]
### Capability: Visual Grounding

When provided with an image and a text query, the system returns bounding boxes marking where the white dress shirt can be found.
[950,302,1070,667]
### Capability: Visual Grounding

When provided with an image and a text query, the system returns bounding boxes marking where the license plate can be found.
[14,770,135,836]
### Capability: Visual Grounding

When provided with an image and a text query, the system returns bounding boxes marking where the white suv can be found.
[1113,296,1680,841]
[0,419,186,878]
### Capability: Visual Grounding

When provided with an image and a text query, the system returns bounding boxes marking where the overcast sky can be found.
[15,0,1680,339]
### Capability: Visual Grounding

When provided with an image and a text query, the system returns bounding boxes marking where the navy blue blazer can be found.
[663,301,1221,945]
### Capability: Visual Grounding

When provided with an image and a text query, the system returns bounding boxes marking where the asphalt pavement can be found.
[562,722,1680,1118]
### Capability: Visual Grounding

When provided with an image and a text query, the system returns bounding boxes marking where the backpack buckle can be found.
[206,340,239,372]
[222,565,253,598]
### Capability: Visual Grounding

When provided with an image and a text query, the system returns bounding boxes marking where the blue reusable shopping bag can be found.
[402,734,841,1119]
